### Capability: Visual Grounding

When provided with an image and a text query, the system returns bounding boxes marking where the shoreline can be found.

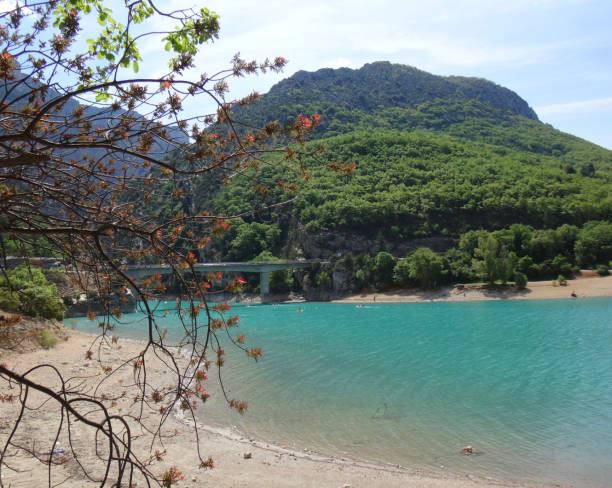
[5,278,610,487]
[330,274,612,305]
[184,274,612,306]
[1,329,559,488]
[62,275,612,316]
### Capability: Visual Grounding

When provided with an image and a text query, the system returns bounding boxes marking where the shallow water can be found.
[70,298,612,487]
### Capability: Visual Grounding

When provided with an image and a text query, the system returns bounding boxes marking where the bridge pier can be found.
[260,271,270,303]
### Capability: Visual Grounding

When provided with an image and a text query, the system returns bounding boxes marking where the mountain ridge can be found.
[246,61,538,125]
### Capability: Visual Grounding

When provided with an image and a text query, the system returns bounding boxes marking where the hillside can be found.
[216,130,611,233]
[191,63,610,252]
[237,62,609,160]
[134,62,612,293]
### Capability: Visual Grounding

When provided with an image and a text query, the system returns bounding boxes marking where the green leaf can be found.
[95,92,110,102]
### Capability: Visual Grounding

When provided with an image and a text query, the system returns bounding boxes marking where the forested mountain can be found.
[153,62,612,291]
[236,62,607,160]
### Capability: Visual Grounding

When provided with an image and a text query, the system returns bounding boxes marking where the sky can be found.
[3,0,611,148]
[172,0,612,149]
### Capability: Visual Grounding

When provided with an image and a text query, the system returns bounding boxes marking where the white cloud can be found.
[356,33,579,68]
[122,0,596,82]
[0,0,31,14]
[328,58,355,69]
[536,97,612,117]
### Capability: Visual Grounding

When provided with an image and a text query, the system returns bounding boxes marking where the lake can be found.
[69,298,612,487]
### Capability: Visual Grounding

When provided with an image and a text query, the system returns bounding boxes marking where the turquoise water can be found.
[70,298,612,487]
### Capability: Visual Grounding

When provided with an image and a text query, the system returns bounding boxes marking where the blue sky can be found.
[4,0,610,148]
[178,0,612,149]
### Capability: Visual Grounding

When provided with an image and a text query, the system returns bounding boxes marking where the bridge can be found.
[126,261,323,303]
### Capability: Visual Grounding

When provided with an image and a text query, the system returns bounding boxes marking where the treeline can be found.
[215,221,612,295]
[329,220,612,293]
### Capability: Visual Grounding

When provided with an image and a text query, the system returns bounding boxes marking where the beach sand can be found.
[333,274,612,304]
[0,330,557,488]
[4,277,610,487]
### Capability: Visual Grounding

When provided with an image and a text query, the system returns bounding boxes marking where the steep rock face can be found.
[444,75,538,120]
[289,225,456,260]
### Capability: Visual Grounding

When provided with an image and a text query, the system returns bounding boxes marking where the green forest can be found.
[9,61,610,305]
[140,63,611,294]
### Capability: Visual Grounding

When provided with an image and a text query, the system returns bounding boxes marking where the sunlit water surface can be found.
[70,298,612,487]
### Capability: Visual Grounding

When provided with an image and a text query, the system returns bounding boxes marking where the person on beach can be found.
[571,290,577,298]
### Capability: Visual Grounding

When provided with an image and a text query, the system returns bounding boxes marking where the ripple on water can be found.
[70,298,612,488]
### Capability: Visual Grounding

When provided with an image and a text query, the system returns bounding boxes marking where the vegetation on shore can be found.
[115,64,612,298]
[0,265,65,320]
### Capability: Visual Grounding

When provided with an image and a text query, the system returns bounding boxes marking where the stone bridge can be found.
[126,261,323,303]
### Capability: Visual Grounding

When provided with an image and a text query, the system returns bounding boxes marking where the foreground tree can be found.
[0,1,320,485]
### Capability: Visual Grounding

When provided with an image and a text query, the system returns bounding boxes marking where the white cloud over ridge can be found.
[536,97,612,117]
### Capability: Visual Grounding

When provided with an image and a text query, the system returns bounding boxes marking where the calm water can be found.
[69,298,612,487]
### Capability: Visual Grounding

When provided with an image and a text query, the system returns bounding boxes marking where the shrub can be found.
[394,248,447,288]
[40,330,58,349]
[374,251,396,287]
[514,272,528,289]
[472,236,515,284]
[551,255,574,279]
[19,285,65,320]
[575,221,612,267]
[0,288,22,313]
[596,264,610,276]
[557,274,567,285]
[269,269,293,293]
[0,265,65,320]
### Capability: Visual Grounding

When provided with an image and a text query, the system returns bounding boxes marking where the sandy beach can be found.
[3,276,610,487]
[1,330,561,488]
[333,274,612,304]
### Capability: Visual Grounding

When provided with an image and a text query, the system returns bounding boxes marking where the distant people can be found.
[373,295,376,302]
[571,290,577,298]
